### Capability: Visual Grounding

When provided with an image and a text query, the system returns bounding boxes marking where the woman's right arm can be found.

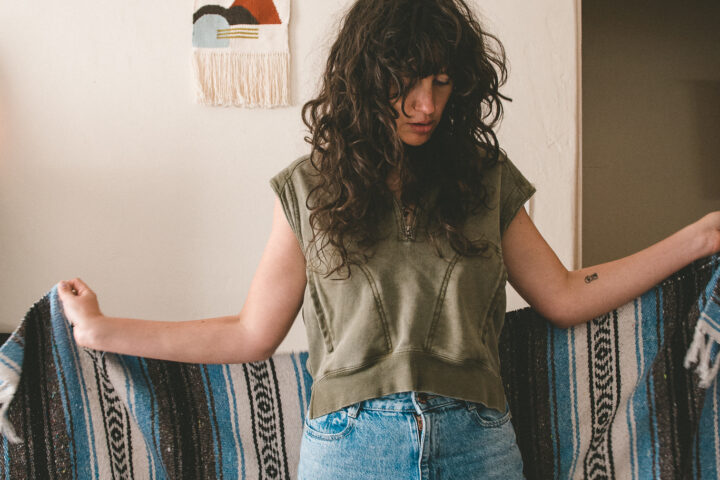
[57,198,307,364]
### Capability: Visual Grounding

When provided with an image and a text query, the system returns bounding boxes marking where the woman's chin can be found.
[400,134,433,147]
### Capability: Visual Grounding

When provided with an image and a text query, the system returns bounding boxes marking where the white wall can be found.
[0,0,579,354]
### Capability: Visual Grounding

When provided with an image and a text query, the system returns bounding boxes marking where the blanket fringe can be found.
[0,383,20,443]
[684,320,720,388]
[192,50,289,107]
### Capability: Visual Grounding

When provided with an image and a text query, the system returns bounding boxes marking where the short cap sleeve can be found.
[268,158,306,247]
[499,155,536,236]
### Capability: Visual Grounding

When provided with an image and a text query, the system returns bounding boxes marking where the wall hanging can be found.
[192,0,290,107]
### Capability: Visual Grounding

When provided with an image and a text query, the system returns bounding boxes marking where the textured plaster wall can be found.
[0,0,578,353]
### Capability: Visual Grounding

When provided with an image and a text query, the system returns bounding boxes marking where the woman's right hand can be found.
[57,278,104,347]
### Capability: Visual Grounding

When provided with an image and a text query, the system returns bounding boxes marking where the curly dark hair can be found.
[301,0,511,278]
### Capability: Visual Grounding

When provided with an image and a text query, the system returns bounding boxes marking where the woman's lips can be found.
[409,121,433,134]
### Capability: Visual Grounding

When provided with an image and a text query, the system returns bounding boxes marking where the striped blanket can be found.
[501,252,720,479]
[0,252,719,479]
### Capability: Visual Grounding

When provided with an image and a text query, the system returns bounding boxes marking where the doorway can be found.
[582,1,720,266]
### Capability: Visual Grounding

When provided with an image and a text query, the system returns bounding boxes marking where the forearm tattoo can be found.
[585,272,599,284]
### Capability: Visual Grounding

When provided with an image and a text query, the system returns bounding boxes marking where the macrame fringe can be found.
[684,319,720,388]
[192,50,289,107]
[0,382,20,443]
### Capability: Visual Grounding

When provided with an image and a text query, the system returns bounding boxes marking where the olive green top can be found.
[269,151,536,419]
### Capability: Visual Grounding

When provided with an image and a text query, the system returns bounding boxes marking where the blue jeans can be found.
[297,391,526,479]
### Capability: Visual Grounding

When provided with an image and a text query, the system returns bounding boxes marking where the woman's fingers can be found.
[72,277,91,292]
[56,278,103,330]
[69,278,86,296]
[59,278,92,296]
[58,280,74,296]
[58,282,76,297]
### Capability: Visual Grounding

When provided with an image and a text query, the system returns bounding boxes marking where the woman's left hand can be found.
[693,211,720,257]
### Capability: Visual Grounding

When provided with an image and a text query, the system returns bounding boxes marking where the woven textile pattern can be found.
[0,253,718,479]
[501,253,720,479]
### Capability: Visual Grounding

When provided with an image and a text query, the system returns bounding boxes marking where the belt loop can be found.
[346,400,362,419]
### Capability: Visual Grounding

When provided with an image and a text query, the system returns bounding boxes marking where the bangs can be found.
[376,0,464,89]
[395,35,454,80]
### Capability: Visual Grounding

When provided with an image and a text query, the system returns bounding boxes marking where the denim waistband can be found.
[345,391,473,418]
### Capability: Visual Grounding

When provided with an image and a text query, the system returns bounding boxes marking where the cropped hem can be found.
[306,349,507,419]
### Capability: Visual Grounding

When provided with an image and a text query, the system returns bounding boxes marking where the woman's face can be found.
[391,73,453,146]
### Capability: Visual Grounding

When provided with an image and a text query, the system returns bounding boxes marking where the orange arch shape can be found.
[231,0,281,24]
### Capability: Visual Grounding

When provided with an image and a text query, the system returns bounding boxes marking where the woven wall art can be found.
[192,0,290,107]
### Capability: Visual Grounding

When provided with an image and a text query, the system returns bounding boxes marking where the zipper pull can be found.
[405,225,415,240]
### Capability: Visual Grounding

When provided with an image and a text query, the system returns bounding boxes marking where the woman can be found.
[58,0,720,478]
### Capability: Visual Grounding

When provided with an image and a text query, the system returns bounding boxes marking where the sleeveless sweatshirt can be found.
[269,150,536,419]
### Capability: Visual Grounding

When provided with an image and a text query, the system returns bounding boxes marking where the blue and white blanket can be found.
[0,253,719,479]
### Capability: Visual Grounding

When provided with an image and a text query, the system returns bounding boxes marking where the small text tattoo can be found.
[585,273,599,284]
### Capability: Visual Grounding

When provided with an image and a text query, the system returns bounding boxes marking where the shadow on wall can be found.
[688,80,720,201]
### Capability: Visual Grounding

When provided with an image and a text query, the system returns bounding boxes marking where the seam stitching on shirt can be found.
[357,263,393,351]
[501,181,523,233]
[479,260,506,339]
[500,159,536,235]
[425,253,461,350]
[390,196,406,241]
[285,177,304,245]
[306,276,334,353]
[479,276,506,373]
[272,154,309,199]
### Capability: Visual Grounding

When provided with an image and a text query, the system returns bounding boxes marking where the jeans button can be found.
[413,413,424,431]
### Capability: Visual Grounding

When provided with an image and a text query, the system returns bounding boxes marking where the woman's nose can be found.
[409,80,435,115]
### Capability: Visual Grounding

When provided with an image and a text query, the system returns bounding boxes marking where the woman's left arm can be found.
[501,208,720,329]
